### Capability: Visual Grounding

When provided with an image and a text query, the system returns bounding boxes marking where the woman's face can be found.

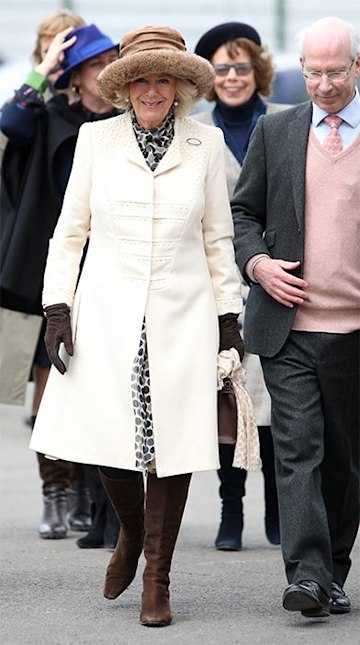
[129,74,177,129]
[211,44,257,107]
[72,50,118,99]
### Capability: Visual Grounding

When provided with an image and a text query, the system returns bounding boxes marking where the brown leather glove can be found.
[44,303,73,375]
[218,313,245,361]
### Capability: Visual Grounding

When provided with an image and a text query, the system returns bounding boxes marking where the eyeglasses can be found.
[213,63,255,77]
[302,59,354,83]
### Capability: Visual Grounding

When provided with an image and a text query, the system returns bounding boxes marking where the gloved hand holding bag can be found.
[218,313,245,361]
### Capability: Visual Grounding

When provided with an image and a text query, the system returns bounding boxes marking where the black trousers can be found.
[261,330,359,593]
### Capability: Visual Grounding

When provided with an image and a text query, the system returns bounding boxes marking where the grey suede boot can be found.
[67,480,92,532]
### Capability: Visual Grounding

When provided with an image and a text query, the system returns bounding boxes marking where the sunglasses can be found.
[213,63,255,77]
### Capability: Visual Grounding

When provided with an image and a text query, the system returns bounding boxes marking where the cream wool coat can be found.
[30,112,242,477]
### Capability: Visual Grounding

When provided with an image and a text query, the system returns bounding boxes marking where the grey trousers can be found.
[261,330,359,594]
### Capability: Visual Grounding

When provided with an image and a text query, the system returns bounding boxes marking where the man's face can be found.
[300,34,359,113]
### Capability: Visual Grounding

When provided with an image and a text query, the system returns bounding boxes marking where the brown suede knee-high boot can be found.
[140,473,192,627]
[99,470,145,599]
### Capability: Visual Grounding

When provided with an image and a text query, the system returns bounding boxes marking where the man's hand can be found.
[252,258,308,308]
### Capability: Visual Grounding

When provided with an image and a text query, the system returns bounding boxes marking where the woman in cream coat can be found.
[194,22,290,551]
[30,25,243,627]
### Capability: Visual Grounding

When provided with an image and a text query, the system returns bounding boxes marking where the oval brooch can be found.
[186,137,201,146]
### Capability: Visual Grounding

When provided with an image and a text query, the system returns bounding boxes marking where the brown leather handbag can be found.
[217,377,237,444]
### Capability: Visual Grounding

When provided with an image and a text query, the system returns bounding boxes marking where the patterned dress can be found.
[130,108,175,471]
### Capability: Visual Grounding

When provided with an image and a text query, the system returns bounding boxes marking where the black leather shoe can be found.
[282,580,330,617]
[329,582,351,614]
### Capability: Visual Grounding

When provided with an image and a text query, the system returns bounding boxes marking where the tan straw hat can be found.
[97,25,215,105]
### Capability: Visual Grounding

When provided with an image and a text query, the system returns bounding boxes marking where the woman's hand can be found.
[35,27,77,79]
[44,303,73,375]
[218,313,245,360]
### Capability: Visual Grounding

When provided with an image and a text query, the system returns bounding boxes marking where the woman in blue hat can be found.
[0,23,120,547]
[194,22,287,552]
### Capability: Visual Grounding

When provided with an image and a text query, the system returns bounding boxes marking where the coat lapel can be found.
[288,102,312,230]
[116,112,150,172]
[153,118,183,176]
[114,111,183,175]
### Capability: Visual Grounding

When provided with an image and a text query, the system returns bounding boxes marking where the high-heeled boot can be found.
[99,470,145,599]
[258,426,280,545]
[77,465,120,549]
[38,483,68,539]
[36,451,70,539]
[140,473,192,627]
[215,444,246,550]
[67,479,92,532]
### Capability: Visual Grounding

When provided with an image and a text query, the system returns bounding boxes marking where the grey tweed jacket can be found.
[232,101,313,358]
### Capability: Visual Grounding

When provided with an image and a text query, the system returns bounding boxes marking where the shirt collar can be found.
[312,87,360,128]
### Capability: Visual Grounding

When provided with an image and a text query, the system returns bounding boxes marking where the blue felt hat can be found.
[195,22,261,61]
[55,24,118,89]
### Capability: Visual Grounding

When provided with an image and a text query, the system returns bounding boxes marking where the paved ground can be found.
[0,387,359,644]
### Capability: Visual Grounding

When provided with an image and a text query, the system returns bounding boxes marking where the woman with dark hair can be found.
[194,22,288,551]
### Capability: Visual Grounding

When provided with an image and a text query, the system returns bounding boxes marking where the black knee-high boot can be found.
[77,465,120,549]
[215,444,246,550]
[259,426,280,545]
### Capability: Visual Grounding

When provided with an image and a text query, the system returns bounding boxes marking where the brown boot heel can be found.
[140,582,172,627]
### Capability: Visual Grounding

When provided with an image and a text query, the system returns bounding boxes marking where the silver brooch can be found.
[186,137,201,146]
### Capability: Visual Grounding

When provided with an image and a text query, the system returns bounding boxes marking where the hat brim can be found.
[97,49,215,105]
[54,43,119,90]
[195,22,261,61]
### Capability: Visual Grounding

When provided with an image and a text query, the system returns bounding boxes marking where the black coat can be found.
[0,93,116,313]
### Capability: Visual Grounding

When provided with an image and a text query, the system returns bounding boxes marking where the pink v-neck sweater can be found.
[293,130,360,333]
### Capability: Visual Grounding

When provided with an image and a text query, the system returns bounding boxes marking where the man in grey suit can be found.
[232,16,359,618]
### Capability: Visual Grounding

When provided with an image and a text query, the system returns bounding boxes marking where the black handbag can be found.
[217,377,237,444]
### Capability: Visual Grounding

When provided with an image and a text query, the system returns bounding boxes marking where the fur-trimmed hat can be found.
[195,22,261,61]
[97,25,215,105]
[55,24,118,89]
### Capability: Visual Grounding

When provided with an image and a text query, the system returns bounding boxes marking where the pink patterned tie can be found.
[322,115,343,154]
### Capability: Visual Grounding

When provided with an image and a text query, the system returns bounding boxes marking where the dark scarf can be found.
[213,93,266,164]
[131,108,175,171]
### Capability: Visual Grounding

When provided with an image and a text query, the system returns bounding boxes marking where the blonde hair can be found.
[33,9,86,64]
[110,77,199,117]
[207,37,274,101]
